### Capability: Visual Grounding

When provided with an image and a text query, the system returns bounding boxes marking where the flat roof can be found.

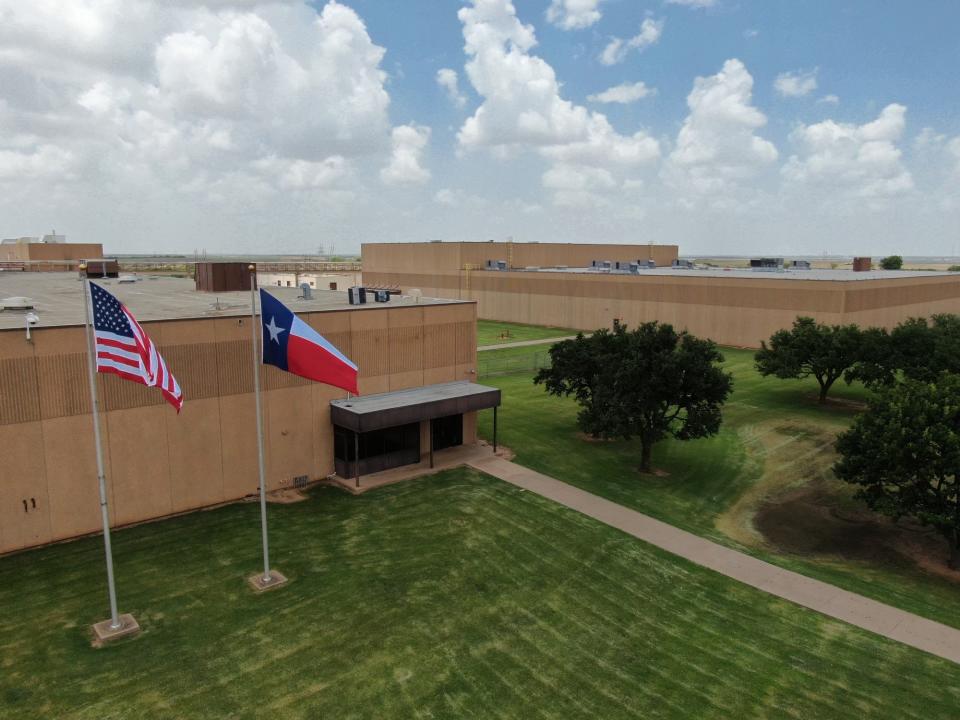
[0,272,464,330]
[330,381,501,432]
[488,267,957,281]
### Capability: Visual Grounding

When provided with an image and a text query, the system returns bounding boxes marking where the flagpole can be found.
[80,265,139,642]
[247,265,286,591]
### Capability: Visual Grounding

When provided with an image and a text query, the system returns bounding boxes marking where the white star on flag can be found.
[265,316,285,343]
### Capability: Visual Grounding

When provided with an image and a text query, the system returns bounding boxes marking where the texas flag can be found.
[259,289,359,394]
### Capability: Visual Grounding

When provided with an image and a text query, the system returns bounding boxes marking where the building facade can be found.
[1,241,104,266]
[362,242,960,348]
[0,276,483,554]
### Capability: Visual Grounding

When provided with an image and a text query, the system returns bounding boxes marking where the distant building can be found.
[258,270,362,291]
[362,241,960,348]
[0,235,104,270]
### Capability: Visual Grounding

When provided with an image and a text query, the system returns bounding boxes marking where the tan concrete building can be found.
[362,242,960,348]
[1,240,104,268]
[0,274,493,555]
[362,241,680,297]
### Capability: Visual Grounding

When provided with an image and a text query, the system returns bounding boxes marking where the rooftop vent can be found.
[300,283,313,300]
[750,258,785,271]
[1,296,36,310]
[672,259,694,269]
[791,260,811,270]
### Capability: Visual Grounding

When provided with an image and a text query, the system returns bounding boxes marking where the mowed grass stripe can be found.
[478,347,960,629]
[1,468,959,719]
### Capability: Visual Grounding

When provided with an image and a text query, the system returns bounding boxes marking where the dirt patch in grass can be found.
[639,468,671,478]
[755,483,960,582]
[821,396,868,411]
[576,432,618,443]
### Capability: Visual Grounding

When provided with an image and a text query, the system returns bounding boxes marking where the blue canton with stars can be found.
[260,289,293,371]
[90,282,134,337]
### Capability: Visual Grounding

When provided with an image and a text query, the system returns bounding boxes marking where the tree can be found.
[534,322,733,473]
[755,317,863,403]
[879,255,903,270]
[835,375,960,569]
[847,314,960,387]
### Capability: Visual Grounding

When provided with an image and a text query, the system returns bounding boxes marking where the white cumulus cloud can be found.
[381,124,431,186]
[0,0,408,220]
[600,18,663,66]
[774,69,818,98]
[436,68,467,108]
[782,104,914,199]
[456,0,659,207]
[546,0,603,30]
[588,81,655,104]
[664,59,778,201]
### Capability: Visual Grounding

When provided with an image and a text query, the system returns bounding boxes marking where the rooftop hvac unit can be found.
[750,258,784,271]
[348,286,367,305]
[497,260,507,270]
[672,259,694,269]
[1,296,35,311]
[195,262,252,292]
[82,259,120,279]
[300,283,313,300]
[374,289,390,303]
[792,260,811,270]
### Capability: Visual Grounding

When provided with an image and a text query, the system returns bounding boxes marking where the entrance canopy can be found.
[330,381,501,433]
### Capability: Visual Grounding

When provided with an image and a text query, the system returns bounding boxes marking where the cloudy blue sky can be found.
[1,0,958,256]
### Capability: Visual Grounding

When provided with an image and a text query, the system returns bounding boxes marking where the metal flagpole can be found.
[248,266,285,590]
[80,267,122,631]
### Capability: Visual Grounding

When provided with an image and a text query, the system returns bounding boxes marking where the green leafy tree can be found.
[755,317,863,403]
[534,322,733,473]
[879,255,903,270]
[848,314,960,387]
[835,375,960,569]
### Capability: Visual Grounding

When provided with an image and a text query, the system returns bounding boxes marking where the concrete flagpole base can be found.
[91,613,140,646]
[247,569,288,592]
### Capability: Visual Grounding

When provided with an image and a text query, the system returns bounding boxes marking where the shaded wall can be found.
[1,243,104,262]
[0,302,477,554]
[370,265,960,349]
[362,242,680,302]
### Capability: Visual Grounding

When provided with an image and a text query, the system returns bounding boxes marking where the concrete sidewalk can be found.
[467,454,960,665]
[479,335,578,351]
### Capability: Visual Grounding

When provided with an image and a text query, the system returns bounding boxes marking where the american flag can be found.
[90,282,183,412]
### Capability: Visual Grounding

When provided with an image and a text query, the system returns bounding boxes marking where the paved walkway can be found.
[467,454,960,665]
[479,335,578,351]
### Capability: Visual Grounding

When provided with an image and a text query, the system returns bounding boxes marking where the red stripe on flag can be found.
[95,336,139,351]
[287,334,359,394]
[98,365,150,386]
[96,350,141,367]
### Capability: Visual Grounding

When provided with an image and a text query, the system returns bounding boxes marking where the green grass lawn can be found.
[477,320,578,346]
[477,345,960,631]
[1,467,959,719]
